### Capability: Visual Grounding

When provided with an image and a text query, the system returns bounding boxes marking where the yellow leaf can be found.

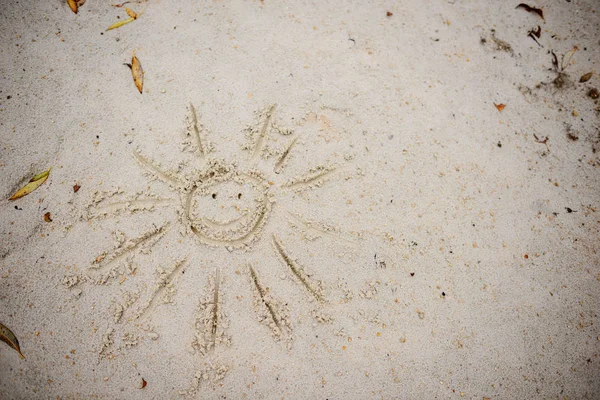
[67,0,78,13]
[9,167,51,201]
[131,54,144,94]
[125,7,138,19]
[0,322,25,359]
[106,17,135,31]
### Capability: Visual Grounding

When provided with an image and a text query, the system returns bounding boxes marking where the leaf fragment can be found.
[140,378,147,389]
[125,7,137,19]
[73,184,81,193]
[44,212,52,222]
[106,17,136,31]
[494,103,506,112]
[516,3,544,20]
[580,72,593,83]
[9,167,51,201]
[129,54,144,94]
[0,322,25,359]
[67,0,85,14]
[67,0,78,13]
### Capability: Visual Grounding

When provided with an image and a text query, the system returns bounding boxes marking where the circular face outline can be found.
[184,164,271,248]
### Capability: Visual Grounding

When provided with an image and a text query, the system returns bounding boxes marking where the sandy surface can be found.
[1,0,599,398]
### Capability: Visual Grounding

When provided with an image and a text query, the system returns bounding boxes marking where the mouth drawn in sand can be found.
[81,104,356,360]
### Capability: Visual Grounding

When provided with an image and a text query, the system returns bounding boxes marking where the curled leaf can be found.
[0,322,25,359]
[9,167,51,201]
[494,103,506,112]
[516,3,544,20]
[44,212,52,222]
[140,378,147,389]
[580,72,593,83]
[106,17,135,31]
[129,54,144,94]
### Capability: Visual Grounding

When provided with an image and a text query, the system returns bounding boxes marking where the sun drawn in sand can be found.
[83,104,355,357]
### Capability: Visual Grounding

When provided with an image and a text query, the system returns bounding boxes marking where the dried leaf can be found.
[140,378,147,389]
[386,11,393,17]
[67,0,78,13]
[9,167,51,201]
[494,103,506,112]
[44,212,52,222]
[130,54,144,94]
[0,322,25,359]
[516,3,544,20]
[67,0,85,14]
[580,72,593,83]
[112,1,130,7]
[73,184,81,193]
[125,7,138,19]
[106,17,135,31]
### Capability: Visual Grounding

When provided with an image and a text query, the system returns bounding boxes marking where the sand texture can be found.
[1,0,599,398]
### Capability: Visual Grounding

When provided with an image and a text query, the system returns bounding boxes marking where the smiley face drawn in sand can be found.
[185,163,271,248]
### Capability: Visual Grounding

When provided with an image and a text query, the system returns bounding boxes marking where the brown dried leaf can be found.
[130,54,144,94]
[9,168,51,201]
[516,3,544,20]
[0,322,25,359]
[44,212,52,222]
[140,378,147,389]
[67,0,78,13]
[125,7,138,19]
[580,72,593,83]
[386,11,393,17]
[494,103,506,112]
[73,184,81,193]
[67,0,85,14]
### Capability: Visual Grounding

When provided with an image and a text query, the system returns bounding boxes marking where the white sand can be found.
[1,0,599,398]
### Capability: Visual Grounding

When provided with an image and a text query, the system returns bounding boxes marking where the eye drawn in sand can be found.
[77,104,357,370]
